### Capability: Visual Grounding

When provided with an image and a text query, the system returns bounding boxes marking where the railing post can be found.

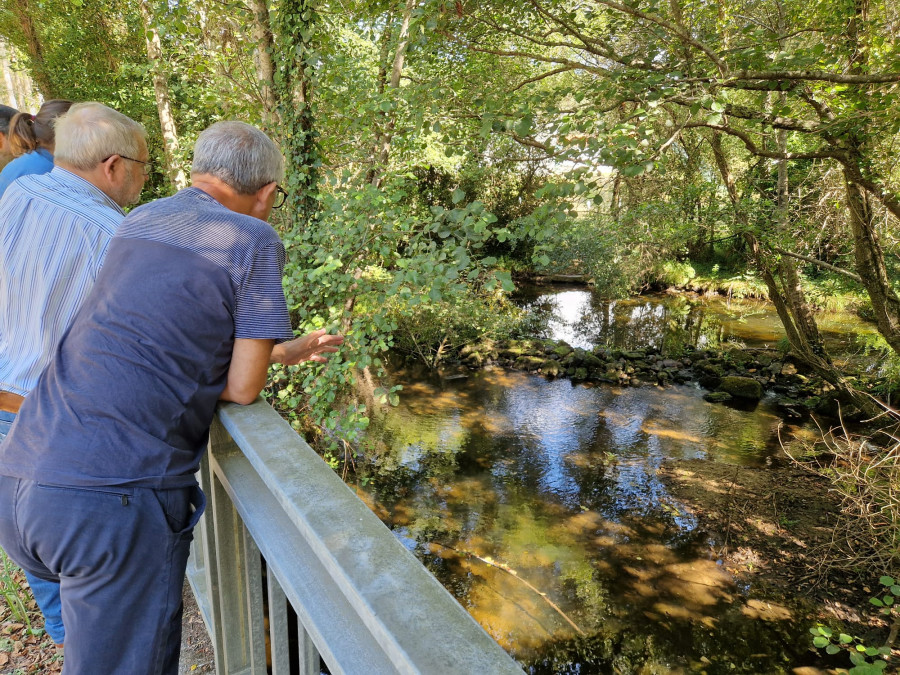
[241,531,268,674]
[208,421,256,674]
[265,573,291,675]
[266,572,321,675]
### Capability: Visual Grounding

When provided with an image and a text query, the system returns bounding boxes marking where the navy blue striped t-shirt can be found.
[0,187,295,489]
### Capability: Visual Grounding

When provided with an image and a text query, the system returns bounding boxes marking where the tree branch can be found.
[684,122,842,160]
[509,66,575,92]
[592,0,729,76]
[726,69,900,85]
[774,248,863,283]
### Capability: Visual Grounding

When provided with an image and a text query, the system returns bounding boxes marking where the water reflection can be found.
[516,285,872,356]
[357,365,814,672]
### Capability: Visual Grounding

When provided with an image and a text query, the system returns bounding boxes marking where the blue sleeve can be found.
[0,152,53,198]
[233,242,294,342]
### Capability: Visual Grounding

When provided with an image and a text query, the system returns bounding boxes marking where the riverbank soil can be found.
[0,577,214,673]
[658,455,896,670]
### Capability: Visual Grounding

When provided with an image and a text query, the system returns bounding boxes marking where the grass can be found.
[0,548,32,630]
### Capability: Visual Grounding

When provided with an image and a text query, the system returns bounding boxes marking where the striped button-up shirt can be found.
[0,167,124,396]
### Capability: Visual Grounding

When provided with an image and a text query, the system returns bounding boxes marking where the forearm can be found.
[220,338,275,405]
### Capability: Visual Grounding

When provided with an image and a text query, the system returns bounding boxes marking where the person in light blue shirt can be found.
[0,99,72,197]
[0,102,149,651]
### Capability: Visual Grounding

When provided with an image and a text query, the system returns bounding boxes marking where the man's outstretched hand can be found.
[270,328,345,366]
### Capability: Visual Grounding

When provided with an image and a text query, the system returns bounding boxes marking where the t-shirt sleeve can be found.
[233,241,294,342]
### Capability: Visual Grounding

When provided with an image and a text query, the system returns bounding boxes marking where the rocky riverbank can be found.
[455,338,853,420]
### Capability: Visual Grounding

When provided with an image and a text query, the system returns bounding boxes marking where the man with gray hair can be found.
[0,101,149,650]
[0,120,342,674]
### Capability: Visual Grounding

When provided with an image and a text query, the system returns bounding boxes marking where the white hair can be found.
[191,121,284,195]
[53,102,146,169]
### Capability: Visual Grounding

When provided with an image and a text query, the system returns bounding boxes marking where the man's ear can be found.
[0,132,8,152]
[249,181,277,219]
[256,181,277,207]
[101,155,121,182]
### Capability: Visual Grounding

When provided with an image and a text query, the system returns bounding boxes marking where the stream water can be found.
[352,288,871,673]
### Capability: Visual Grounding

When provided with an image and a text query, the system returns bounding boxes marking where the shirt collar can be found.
[48,166,126,216]
[179,186,223,206]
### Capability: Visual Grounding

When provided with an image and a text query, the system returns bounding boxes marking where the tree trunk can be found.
[0,41,19,109]
[248,0,279,129]
[10,0,52,97]
[273,0,320,226]
[836,0,900,353]
[365,18,394,185]
[709,132,881,418]
[772,92,827,360]
[843,171,900,353]
[139,0,187,190]
[370,0,416,188]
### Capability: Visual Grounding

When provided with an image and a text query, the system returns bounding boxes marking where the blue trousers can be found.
[0,411,64,644]
[0,475,204,675]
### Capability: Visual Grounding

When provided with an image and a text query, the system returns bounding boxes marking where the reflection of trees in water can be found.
[519,289,770,353]
[356,369,808,670]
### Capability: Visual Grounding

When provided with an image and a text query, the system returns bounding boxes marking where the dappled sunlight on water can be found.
[353,288,876,672]
[358,364,821,671]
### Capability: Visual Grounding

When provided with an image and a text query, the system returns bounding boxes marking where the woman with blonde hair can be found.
[0,98,73,196]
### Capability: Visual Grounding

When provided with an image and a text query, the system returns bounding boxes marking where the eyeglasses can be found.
[273,185,288,209]
[103,154,151,176]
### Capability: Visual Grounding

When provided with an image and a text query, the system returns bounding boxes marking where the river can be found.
[351,287,872,673]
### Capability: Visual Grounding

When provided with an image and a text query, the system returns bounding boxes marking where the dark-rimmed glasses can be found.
[273,185,288,209]
[103,154,151,176]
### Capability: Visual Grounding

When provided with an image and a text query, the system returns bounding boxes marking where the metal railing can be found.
[186,398,524,675]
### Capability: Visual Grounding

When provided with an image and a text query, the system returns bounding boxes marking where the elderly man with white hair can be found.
[0,101,149,651]
[0,120,342,674]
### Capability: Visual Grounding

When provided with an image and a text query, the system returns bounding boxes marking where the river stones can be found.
[582,352,604,369]
[698,375,722,390]
[718,376,763,400]
[542,361,563,377]
[515,355,547,371]
[552,343,574,358]
[466,337,845,419]
[693,359,725,377]
[773,396,803,418]
[703,391,733,403]
[780,362,799,376]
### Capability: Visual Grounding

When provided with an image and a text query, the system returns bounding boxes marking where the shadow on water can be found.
[352,288,867,673]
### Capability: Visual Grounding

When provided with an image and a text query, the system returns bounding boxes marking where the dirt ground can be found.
[0,579,214,674]
[658,455,896,666]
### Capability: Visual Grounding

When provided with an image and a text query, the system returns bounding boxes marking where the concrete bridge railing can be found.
[186,397,524,675]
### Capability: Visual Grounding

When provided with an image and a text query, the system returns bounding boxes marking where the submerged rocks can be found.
[448,336,840,418]
[703,391,733,403]
[718,376,763,401]
[515,355,547,371]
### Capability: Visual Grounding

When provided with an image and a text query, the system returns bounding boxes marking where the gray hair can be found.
[191,121,283,194]
[54,102,146,169]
